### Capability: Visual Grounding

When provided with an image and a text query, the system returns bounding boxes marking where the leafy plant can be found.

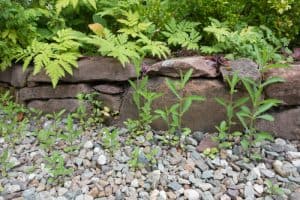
[201,19,289,63]
[0,149,14,177]
[55,0,97,14]
[45,151,73,183]
[155,69,205,146]
[162,18,201,50]
[101,127,120,153]
[236,77,284,149]
[203,147,219,159]
[128,147,158,169]
[16,29,86,87]
[59,114,82,152]
[37,129,57,151]
[265,179,285,196]
[125,76,162,135]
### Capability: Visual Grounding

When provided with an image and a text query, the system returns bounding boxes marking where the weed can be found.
[155,69,205,146]
[265,179,285,196]
[101,127,120,154]
[0,149,13,177]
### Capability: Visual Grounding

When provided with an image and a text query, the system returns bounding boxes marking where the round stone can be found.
[97,155,107,165]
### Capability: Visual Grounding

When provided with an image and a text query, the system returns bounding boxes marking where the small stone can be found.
[23,188,36,200]
[202,170,214,179]
[167,191,177,199]
[289,176,300,184]
[289,192,300,200]
[288,151,300,159]
[292,159,300,167]
[131,179,139,188]
[75,194,93,200]
[97,155,107,165]
[7,184,21,193]
[139,191,149,199]
[201,191,214,200]
[214,169,225,180]
[186,137,198,146]
[198,183,213,191]
[253,184,264,195]
[196,136,218,152]
[244,182,255,200]
[168,182,182,191]
[158,190,167,200]
[220,194,231,200]
[57,187,68,196]
[275,138,286,146]
[184,189,200,200]
[150,189,160,200]
[273,160,288,177]
[148,170,161,189]
[193,131,204,142]
[84,141,94,149]
[227,189,239,198]
[88,187,99,198]
[260,169,275,178]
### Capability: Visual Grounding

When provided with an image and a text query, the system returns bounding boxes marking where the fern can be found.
[201,19,289,63]
[117,11,152,38]
[85,28,140,66]
[162,18,201,51]
[56,0,97,14]
[16,29,84,88]
[137,35,170,59]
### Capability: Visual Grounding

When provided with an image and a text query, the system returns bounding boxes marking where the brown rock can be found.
[196,136,218,152]
[293,48,300,61]
[96,93,122,111]
[119,77,244,132]
[147,56,218,78]
[256,108,300,140]
[93,84,124,94]
[27,99,82,113]
[28,56,138,83]
[264,63,300,106]
[19,84,93,101]
[0,65,31,87]
[88,187,99,198]
[220,58,261,81]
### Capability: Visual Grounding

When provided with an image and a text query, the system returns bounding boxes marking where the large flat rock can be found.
[19,84,93,101]
[27,99,82,113]
[146,56,218,78]
[264,63,300,106]
[0,65,31,88]
[119,77,244,132]
[256,108,300,140]
[28,57,154,83]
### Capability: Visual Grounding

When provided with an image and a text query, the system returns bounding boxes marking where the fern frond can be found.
[137,35,170,58]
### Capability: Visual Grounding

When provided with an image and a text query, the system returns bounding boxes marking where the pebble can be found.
[253,184,264,194]
[289,192,300,200]
[168,182,182,191]
[97,155,107,165]
[244,182,255,200]
[202,170,214,179]
[260,169,275,178]
[201,191,214,200]
[184,189,200,200]
[75,194,93,200]
[131,179,139,188]
[7,184,21,193]
[83,141,94,149]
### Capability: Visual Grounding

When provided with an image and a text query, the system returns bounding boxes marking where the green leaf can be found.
[261,77,285,88]
[182,68,193,86]
[215,97,226,107]
[257,114,274,121]
[166,79,180,98]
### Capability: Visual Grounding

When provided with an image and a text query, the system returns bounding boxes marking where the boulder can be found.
[27,99,82,113]
[0,65,31,87]
[146,56,218,78]
[96,93,122,112]
[119,77,244,132]
[264,63,300,106]
[93,84,124,95]
[220,58,260,81]
[18,84,93,102]
[256,108,300,140]
[28,57,156,83]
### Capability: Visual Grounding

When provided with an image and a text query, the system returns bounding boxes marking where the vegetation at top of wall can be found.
[1,0,298,86]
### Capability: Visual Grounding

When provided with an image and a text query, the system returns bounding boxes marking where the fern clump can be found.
[16,29,86,88]
[162,18,202,51]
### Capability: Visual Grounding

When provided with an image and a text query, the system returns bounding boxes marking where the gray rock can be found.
[289,192,300,200]
[168,182,182,191]
[185,137,198,146]
[7,184,21,193]
[131,179,139,188]
[75,194,93,200]
[184,189,200,200]
[83,141,94,149]
[227,189,239,199]
[157,190,167,200]
[23,188,36,200]
[244,182,255,200]
[193,131,204,142]
[97,155,107,165]
[288,176,300,184]
[202,170,214,179]
[260,169,275,178]
[148,170,161,189]
[201,191,214,200]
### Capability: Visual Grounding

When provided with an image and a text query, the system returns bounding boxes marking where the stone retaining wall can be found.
[0,56,299,140]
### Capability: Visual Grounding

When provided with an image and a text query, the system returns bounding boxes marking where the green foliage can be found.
[201,19,288,63]
[162,18,201,50]
[37,129,57,151]
[59,114,82,152]
[155,69,205,146]
[55,0,97,14]
[45,151,73,183]
[265,179,285,196]
[101,128,120,153]
[0,149,14,177]
[128,147,158,169]
[16,29,86,87]
[203,147,219,159]
[236,77,283,149]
